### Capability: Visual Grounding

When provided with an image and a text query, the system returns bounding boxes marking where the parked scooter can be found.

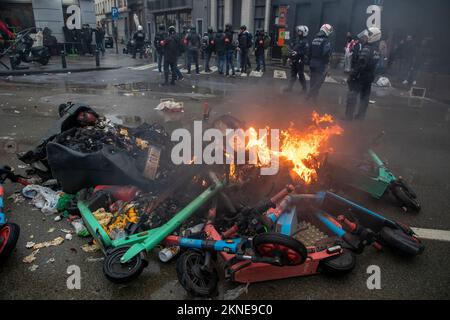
[11,31,51,68]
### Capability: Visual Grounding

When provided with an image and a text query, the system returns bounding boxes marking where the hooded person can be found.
[344,27,381,120]
[237,25,252,73]
[185,27,201,74]
[306,24,333,102]
[224,24,236,76]
[202,27,215,72]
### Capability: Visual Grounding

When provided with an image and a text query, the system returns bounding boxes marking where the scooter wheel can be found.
[0,223,20,263]
[103,246,147,283]
[378,227,425,256]
[392,185,421,212]
[176,250,218,298]
[319,249,356,276]
[39,57,50,65]
[253,232,307,266]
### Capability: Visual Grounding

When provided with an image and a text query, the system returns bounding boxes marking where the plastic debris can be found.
[29,264,39,271]
[81,243,100,253]
[158,246,180,263]
[154,99,184,112]
[65,233,73,241]
[85,257,104,262]
[46,258,55,264]
[48,227,55,233]
[376,76,391,87]
[71,218,90,238]
[54,215,62,222]
[26,241,36,249]
[22,184,61,215]
[23,249,39,263]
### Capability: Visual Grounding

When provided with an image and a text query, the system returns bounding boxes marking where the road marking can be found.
[325,75,338,83]
[412,227,450,242]
[249,71,263,77]
[128,63,157,70]
[274,70,287,79]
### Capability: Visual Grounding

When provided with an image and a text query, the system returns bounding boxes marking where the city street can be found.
[0,51,449,300]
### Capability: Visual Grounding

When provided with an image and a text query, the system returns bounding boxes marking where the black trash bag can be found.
[46,142,151,194]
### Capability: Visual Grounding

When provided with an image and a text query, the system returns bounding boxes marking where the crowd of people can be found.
[151,24,272,85]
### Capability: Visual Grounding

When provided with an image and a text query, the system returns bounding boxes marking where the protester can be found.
[344,33,357,73]
[224,24,236,77]
[154,25,166,73]
[215,28,226,75]
[202,27,215,72]
[94,24,106,57]
[306,24,333,102]
[254,30,270,72]
[345,27,381,120]
[80,24,93,55]
[237,25,252,73]
[162,26,182,85]
[285,25,310,93]
[185,27,201,74]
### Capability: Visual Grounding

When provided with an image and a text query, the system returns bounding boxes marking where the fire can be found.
[279,113,343,183]
[233,112,343,184]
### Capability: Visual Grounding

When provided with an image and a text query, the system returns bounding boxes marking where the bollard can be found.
[61,51,67,69]
[95,49,100,67]
[9,56,16,70]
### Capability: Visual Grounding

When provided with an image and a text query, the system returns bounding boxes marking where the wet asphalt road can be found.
[0,58,449,300]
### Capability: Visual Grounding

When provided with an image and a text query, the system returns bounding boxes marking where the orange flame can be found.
[231,112,343,184]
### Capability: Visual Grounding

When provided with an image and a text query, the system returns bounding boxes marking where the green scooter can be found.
[77,171,224,283]
[319,149,420,212]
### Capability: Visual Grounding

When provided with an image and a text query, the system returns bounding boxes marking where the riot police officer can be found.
[345,27,381,120]
[285,25,310,93]
[306,24,333,102]
[132,25,146,59]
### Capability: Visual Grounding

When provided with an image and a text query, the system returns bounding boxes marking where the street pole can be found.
[113,19,119,54]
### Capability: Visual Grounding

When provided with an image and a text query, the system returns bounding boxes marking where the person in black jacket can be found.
[214,28,226,74]
[254,30,267,72]
[224,24,236,76]
[80,24,93,55]
[186,28,201,74]
[94,24,105,56]
[202,27,215,72]
[306,24,333,102]
[237,25,252,73]
[163,26,182,85]
[345,27,381,120]
[285,25,310,92]
[154,25,166,73]
[132,25,146,59]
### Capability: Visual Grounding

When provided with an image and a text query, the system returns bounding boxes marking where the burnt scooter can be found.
[11,30,51,68]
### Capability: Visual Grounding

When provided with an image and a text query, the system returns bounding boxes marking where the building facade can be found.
[0,0,96,42]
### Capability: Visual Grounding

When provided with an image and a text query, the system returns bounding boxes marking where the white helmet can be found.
[137,25,143,31]
[295,25,309,37]
[320,24,333,37]
[367,27,381,43]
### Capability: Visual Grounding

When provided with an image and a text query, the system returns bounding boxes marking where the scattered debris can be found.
[22,184,61,215]
[85,257,104,262]
[32,236,64,250]
[54,215,62,222]
[47,227,55,233]
[46,258,55,264]
[23,249,39,263]
[26,241,36,249]
[375,76,391,87]
[65,233,73,241]
[155,98,184,112]
[81,243,100,253]
[29,264,39,271]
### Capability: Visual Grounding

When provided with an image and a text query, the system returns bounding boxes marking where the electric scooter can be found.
[320,149,421,212]
[10,29,51,68]
[0,166,30,263]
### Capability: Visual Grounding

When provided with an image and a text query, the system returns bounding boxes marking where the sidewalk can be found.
[0,47,149,76]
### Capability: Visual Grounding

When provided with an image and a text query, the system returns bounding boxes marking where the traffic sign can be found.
[112,7,119,20]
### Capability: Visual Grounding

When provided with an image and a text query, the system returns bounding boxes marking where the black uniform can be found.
[286,35,309,92]
[132,30,146,58]
[306,31,332,101]
[163,31,182,85]
[345,42,380,120]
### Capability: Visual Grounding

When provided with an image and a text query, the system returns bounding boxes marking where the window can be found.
[254,0,266,31]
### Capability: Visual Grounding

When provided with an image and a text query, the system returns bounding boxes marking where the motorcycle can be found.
[11,31,51,68]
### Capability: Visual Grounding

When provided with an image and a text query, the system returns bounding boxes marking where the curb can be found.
[0,66,121,76]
